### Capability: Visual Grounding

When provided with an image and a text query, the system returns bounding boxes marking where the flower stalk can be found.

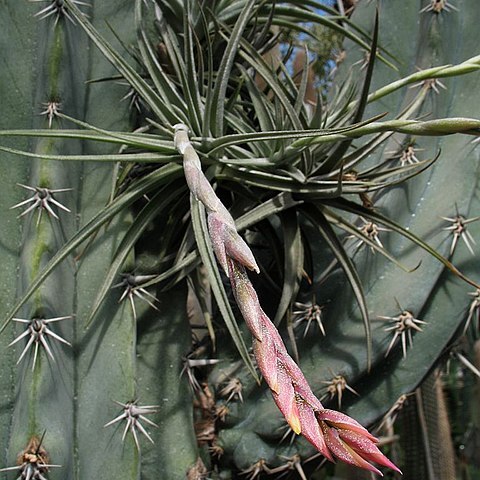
[292,117,480,148]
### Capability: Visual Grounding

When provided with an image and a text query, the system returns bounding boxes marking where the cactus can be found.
[0,2,198,479]
[1,0,480,478]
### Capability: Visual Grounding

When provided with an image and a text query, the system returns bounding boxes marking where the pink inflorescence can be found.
[228,259,401,476]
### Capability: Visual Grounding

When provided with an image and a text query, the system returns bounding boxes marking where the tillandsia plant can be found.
[1,0,480,479]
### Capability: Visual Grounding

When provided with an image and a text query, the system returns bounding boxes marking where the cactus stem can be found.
[10,184,72,226]
[9,315,72,370]
[104,400,159,451]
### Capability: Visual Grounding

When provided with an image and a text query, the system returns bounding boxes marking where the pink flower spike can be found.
[322,424,383,476]
[223,224,259,274]
[338,429,402,474]
[296,399,333,461]
[293,382,324,412]
[262,312,289,350]
[272,365,302,434]
[208,211,259,275]
[253,335,278,393]
[228,261,263,340]
[278,351,324,411]
[316,410,402,475]
[317,409,377,442]
[208,211,229,274]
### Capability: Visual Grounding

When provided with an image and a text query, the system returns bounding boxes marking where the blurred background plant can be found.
[0,0,479,479]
